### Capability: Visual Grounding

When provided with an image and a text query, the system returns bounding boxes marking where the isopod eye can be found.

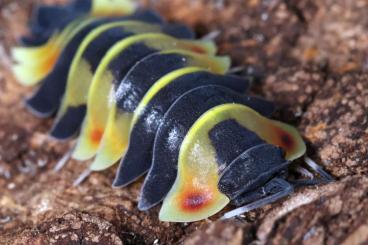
[159,103,305,222]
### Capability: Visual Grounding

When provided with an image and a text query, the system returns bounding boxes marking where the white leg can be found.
[221,178,293,220]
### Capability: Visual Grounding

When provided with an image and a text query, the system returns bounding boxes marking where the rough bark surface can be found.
[0,0,367,244]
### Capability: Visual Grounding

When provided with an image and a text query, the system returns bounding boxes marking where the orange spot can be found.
[90,128,103,145]
[180,190,212,212]
[41,49,60,75]
[277,130,295,152]
[190,45,206,54]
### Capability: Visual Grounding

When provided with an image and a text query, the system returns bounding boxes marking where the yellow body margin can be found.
[11,17,93,86]
[92,0,136,16]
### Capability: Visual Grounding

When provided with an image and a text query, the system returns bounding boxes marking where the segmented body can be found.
[12,0,311,222]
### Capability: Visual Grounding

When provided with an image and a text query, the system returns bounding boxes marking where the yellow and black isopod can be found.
[11,0,333,222]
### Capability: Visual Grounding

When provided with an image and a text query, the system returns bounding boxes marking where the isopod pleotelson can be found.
[11,0,333,222]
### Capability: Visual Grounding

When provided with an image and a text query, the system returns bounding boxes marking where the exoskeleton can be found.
[11,0,333,222]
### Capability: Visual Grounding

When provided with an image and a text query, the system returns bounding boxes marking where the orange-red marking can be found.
[41,50,60,75]
[275,128,295,152]
[180,190,212,212]
[190,45,206,54]
[90,127,103,145]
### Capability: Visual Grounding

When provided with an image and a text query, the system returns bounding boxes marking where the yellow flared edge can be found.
[159,104,306,222]
[71,71,114,161]
[11,0,135,86]
[11,17,83,64]
[11,17,94,86]
[11,33,61,86]
[89,105,133,171]
[11,34,59,63]
[91,0,136,16]
[11,63,49,86]
[73,33,220,163]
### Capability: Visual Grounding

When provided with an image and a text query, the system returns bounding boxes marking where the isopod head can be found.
[159,103,306,222]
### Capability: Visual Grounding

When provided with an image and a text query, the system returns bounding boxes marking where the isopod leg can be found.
[227,66,245,75]
[200,30,221,41]
[73,168,92,186]
[304,156,334,182]
[221,178,293,220]
[53,148,73,172]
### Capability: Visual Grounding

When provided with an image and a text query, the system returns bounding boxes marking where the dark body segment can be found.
[21,0,90,46]
[208,119,266,167]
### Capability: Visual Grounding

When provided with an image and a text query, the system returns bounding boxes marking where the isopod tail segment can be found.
[21,5,79,46]
[20,0,137,47]
[11,18,84,86]
[23,11,164,118]
[50,22,195,140]
[158,103,308,222]
[13,0,139,85]
[83,50,230,173]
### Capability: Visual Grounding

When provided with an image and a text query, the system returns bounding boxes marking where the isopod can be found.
[11,0,333,222]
